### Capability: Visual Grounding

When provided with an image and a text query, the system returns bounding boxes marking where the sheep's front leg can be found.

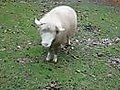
[46,52,52,61]
[53,54,57,63]
[53,47,59,63]
[46,48,52,61]
[46,52,58,63]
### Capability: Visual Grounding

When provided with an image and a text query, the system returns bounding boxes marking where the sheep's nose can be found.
[42,43,49,47]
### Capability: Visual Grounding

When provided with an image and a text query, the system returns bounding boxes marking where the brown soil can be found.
[89,0,120,6]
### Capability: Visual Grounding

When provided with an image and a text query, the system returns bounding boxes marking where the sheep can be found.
[35,6,77,62]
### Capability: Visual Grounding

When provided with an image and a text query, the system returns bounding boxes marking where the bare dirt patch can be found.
[108,57,120,70]
[43,81,62,90]
[16,56,33,64]
[85,37,120,47]
[89,0,120,6]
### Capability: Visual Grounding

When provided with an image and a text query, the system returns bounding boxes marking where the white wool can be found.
[35,6,77,62]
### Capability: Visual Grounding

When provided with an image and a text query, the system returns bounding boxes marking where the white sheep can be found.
[35,6,77,62]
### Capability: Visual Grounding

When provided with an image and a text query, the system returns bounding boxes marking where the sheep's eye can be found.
[56,30,59,34]
[42,29,47,32]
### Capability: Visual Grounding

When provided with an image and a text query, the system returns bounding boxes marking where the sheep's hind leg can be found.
[63,37,71,50]
[66,36,71,46]
[61,37,71,50]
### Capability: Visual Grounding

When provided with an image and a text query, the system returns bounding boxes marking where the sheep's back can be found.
[52,6,77,44]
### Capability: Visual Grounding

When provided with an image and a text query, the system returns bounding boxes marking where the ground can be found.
[0,0,120,90]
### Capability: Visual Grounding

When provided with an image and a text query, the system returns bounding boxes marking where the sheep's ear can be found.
[56,26,65,31]
[59,27,65,31]
[35,18,41,25]
[35,18,47,26]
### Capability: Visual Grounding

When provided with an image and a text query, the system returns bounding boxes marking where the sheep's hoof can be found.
[53,54,57,63]
[67,39,71,45]
[46,52,52,61]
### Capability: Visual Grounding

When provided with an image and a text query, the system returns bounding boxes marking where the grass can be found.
[0,1,120,90]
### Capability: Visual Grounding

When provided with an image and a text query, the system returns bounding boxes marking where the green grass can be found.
[0,1,120,90]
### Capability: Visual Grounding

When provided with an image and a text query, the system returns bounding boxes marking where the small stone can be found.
[92,42,99,45]
[109,43,112,45]
[0,26,4,29]
[28,42,32,45]
[88,38,91,41]
[107,72,112,78]
[20,1,26,3]
[17,46,21,49]
[4,30,7,33]
[76,69,80,73]
[91,74,95,77]
[0,48,6,51]
[13,32,16,34]
[50,83,56,87]
[75,39,79,43]
[115,27,118,29]
[97,53,104,57]
[114,37,120,43]
[78,0,81,2]
[71,47,74,49]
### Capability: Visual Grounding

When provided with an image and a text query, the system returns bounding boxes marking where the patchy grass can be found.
[0,1,120,90]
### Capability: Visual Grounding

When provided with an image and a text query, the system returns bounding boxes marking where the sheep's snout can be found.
[41,32,56,48]
[41,42,50,47]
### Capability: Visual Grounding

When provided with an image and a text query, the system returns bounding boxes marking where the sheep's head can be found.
[35,18,65,47]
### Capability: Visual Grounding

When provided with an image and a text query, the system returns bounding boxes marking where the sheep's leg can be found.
[67,39,71,45]
[60,44,64,49]
[62,36,71,50]
[66,36,71,46]
[53,54,58,63]
[53,47,59,63]
[61,36,71,50]
[46,52,52,61]
[46,48,52,61]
